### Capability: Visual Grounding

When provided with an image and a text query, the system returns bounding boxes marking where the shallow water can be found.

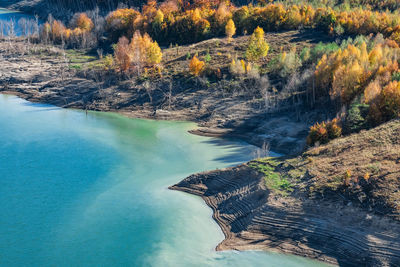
[0,8,38,36]
[0,95,330,267]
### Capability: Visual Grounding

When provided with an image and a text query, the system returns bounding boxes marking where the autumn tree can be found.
[114,36,132,72]
[307,118,342,146]
[245,26,269,61]
[364,80,382,104]
[50,20,66,42]
[147,40,163,65]
[380,81,400,119]
[132,31,162,66]
[106,8,141,40]
[332,60,364,104]
[189,56,205,76]
[213,3,231,30]
[71,13,94,31]
[225,19,236,41]
[114,31,162,74]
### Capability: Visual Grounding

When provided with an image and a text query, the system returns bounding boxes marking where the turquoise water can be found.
[0,95,328,267]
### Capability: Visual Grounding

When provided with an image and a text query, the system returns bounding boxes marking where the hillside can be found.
[171,119,400,266]
[1,0,400,265]
[0,29,335,154]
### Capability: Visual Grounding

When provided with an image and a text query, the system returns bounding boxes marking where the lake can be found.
[0,95,328,266]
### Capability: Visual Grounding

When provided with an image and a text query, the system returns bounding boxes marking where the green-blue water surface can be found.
[0,95,328,267]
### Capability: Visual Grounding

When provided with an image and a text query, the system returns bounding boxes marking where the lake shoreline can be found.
[0,39,311,156]
[170,160,400,267]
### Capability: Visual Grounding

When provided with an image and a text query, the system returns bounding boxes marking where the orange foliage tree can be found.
[41,13,94,47]
[72,13,94,31]
[189,56,205,76]
[379,81,400,120]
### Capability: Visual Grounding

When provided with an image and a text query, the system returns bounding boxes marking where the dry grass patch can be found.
[252,119,400,219]
[304,119,400,218]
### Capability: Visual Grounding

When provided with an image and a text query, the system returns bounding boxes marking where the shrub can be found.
[277,48,302,77]
[307,118,342,146]
[392,71,400,81]
[103,55,114,70]
[307,121,329,146]
[204,52,211,63]
[300,47,311,62]
[326,118,342,139]
[229,58,256,77]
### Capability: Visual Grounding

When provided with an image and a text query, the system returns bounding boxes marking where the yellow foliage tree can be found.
[192,8,202,23]
[225,19,236,41]
[154,9,164,25]
[130,31,162,66]
[332,60,364,104]
[245,26,269,61]
[189,56,205,76]
[147,41,163,65]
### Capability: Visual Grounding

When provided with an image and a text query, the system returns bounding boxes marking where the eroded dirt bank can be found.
[171,120,400,266]
[170,164,400,266]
